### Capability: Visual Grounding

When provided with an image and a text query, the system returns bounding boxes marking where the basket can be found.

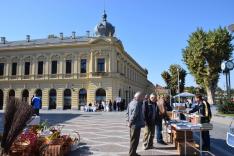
[10,141,31,156]
[69,131,80,151]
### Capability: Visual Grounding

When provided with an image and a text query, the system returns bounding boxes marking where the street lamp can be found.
[177,68,180,94]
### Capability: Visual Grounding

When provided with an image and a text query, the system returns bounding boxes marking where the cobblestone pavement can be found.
[47,111,178,156]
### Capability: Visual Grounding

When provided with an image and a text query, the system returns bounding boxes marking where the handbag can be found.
[226,118,234,148]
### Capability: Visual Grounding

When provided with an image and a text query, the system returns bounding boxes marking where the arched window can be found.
[64,89,71,109]
[22,89,29,102]
[49,89,56,109]
[96,88,106,103]
[9,89,15,97]
[0,89,3,110]
[79,88,87,106]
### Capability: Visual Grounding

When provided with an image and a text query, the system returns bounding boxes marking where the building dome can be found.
[95,10,115,37]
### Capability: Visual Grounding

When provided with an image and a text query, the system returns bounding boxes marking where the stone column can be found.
[45,57,49,79]
[32,57,36,79]
[71,88,78,110]
[59,57,63,79]
[42,88,49,109]
[4,58,9,80]
[73,55,78,79]
[57,88,63,110]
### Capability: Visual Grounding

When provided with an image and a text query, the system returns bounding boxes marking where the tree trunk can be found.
[206,86,215,104]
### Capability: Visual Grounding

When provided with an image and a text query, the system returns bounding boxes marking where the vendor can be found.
[188,94,212,151]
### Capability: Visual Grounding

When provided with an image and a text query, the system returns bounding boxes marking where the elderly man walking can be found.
[142,93,156,150]
[126,91,145,156]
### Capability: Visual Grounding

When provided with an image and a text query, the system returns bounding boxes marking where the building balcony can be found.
[37,74,44,79]
[92,72,109,77]
[79,73,87,78]
[64,74,72,78]
[50,74,58,79]
[22,75,30,79]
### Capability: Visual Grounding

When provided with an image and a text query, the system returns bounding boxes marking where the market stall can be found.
[165,110,213,155]
[173,92,195,108]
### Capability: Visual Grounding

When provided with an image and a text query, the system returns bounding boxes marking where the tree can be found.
[183,27,233,104]
[161,64,187,95]
[185,86,196,94]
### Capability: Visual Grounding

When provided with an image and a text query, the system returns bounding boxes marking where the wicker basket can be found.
[9,141,32,156]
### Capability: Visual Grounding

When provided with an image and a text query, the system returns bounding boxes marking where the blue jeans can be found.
[156,121,163,142]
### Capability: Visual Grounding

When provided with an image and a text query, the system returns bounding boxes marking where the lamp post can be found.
[177,68,180,94]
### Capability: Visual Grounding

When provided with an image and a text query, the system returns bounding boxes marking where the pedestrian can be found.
[117,101,120,111]
[188,94,212,151]
[31,93,42,116]
[163,95,172,111]
[108,100,112,111]
[121,100,125,111]
[155,97,169,145]
[113,100,117,111]
[126,91,145,156]
[102,100,106,112]
[142,93,156,150]
[144,94,149,103]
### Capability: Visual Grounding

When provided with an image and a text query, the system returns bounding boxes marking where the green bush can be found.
[217,99,234,114]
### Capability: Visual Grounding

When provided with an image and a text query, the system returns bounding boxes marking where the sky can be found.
[0,0,234,89]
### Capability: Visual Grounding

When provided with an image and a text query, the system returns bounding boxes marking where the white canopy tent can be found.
[173,92,195,98]
[173,92,195,104]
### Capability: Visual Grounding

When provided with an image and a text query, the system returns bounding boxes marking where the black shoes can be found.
[157,141,168,145]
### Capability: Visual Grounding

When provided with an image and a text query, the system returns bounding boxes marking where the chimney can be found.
[60,32,63,40]
[72,31,76,39]
[86,30,90,37]
[1,37,6,44]
[26,35,30,42]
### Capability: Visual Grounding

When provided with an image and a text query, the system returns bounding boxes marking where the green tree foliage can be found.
[183,27,233,104]
[161,64,187,95]
[185,86,196,94]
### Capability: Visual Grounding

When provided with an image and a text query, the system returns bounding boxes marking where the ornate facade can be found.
[0,12,154,110]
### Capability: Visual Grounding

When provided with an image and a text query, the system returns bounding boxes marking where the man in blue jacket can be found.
[126,91,145,156]
[32,93,42,116]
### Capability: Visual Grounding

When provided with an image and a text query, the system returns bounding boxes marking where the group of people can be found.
[84,99,126,112]
[126,91,212,156]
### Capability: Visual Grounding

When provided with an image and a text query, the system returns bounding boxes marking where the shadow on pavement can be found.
[153,146,176,150]
[39,113,82,126]
[0,112,94,132]
[210,137,234,156]
[68,142,93,156]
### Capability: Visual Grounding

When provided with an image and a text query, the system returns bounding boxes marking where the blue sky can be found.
[0,0,233,88]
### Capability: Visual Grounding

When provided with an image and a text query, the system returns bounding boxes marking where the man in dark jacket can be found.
[126,91,145,156]
[143,93,156,150]
[189,94,212,151]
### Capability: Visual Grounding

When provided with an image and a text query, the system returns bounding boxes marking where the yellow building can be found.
[0,11,154,110]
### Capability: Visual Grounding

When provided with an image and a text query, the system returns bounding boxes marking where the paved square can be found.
[0,111,179,156]
[44,111,178,156]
